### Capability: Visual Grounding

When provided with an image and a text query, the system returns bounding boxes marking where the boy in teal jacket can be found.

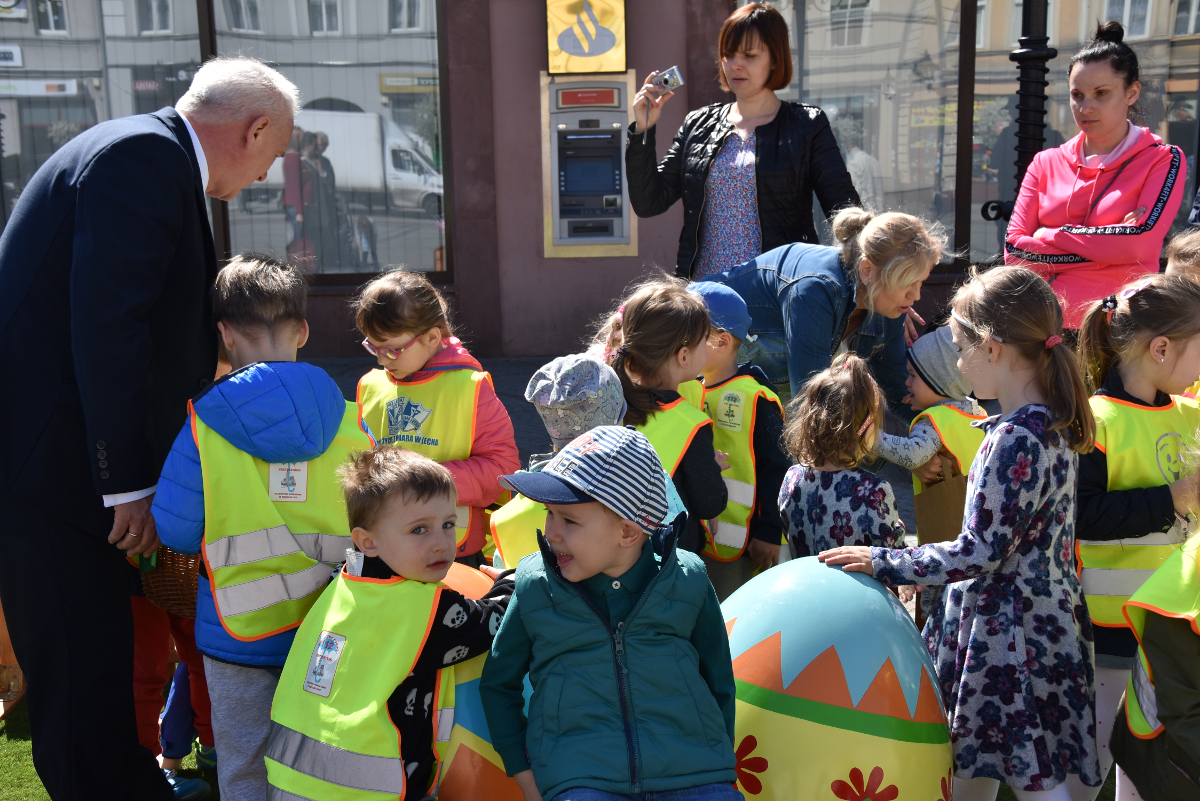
[480,426,741,801]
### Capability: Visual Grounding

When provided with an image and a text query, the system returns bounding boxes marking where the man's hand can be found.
[912,452,945,487]
[108,497,160,557]
[513,769,542,801]
[747,538,781,572]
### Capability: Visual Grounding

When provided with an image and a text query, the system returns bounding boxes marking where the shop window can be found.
[310,0,340,34]
[945,0,987,49]
[226,0,262,32]
[830,0,870,47]
[1105,0,1150,38]
[138,0,171,33]
[1011,0,1055,44]
[389,0,420,31]
[1175,0,1199,34]
[36,0,67,33]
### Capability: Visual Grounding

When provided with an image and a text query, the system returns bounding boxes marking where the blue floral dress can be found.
[871,406,1101,791]
[778,464,906,558]
[693,132,761,278]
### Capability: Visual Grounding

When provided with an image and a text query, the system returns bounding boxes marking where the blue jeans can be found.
[701,243,911,421]
[552,783,744,801]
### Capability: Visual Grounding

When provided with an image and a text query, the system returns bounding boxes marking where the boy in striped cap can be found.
[480,426,741,801]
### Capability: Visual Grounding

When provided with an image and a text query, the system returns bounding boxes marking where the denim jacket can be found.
[701,243,912,421]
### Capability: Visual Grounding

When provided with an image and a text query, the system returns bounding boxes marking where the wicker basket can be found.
[141,546,200,619]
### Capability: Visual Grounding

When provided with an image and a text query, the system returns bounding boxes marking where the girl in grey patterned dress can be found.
[820,268,1102,800]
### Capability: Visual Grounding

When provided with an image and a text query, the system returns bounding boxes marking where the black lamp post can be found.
[982,0,1058,223]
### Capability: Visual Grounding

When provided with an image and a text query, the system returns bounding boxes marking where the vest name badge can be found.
[381,395,440,447]
[714,390,746,432]
[304,630,346,697]
[270,461,308,502]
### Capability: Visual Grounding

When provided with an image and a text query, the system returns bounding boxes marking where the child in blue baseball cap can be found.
[480,426,741,801]
[684,280,790,600]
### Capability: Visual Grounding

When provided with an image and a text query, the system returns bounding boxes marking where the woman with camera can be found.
[625,2,860,280]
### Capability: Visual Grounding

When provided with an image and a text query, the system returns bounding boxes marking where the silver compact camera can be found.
[651,66,685,93]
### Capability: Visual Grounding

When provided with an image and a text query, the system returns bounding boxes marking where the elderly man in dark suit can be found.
[0,56,297,800]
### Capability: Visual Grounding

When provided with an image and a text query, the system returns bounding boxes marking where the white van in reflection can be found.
[264,108,443,217]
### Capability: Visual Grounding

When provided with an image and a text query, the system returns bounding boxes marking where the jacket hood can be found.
[390,336,482,384]
[1061,125,1161,172]
[192,361,347,463]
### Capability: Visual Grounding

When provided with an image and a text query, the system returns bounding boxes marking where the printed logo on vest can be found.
[381,396,439,447]
[1158,432,1186,483]
[714,390,746,432]
[270,462,308,502]
[304,630,346,697]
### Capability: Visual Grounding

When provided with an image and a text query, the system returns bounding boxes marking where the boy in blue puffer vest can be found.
[480,426,742,801]
[153,254,373,801]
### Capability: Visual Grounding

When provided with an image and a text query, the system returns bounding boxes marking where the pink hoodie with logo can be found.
[1005,126,1185,328]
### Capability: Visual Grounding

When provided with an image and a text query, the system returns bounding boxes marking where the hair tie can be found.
[616,303,626,321]
[1101,294,1118,312]
[615,345,628,357]
[1045,335,1063,349]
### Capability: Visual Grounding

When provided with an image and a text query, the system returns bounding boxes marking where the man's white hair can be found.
[176,56,300,126]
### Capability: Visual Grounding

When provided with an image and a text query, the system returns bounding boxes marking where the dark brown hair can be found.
[354,269,453,341]
[338,445,456,531]
[212,253,306,336]
[1069,22,1141,120]
[717,3,792,92]
[1078,273,1200,392]
[1165,227,1200,275]
[951,266,1095,452]
[600,277,711,427]
[782,353,884,469]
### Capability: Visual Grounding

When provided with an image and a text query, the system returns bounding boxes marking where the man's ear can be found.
[351,526,378,556]
[246,115,271,147]
[618,520,645,548]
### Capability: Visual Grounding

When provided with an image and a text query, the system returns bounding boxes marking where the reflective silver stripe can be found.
[1080,568,1158,597]
[207,526,299,570]
[722,477,755,508]
[267,721,407,794]
[1132,656,1162,731]
[712,520,749,549]
[436,706,454,742]
[292,533,352,564]
[215,563,332,617]
[454,505,470,529]
[266,787,319,801]
[1078,530,1185,548]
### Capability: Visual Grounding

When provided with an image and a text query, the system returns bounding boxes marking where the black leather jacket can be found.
[625,101,860,279]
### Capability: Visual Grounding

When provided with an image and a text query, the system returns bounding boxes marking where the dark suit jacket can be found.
[0,107,217,533]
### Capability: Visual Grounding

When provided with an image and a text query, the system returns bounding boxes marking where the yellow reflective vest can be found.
[489,493,545,570]
[1122,534,1200,739]
[909,403,987,497]
[1077,395,1200,627]
[636,397,713,476]
[266,569,457,801]
[194,399,371,642]
[678,376,783,561]
[357,367,490,556]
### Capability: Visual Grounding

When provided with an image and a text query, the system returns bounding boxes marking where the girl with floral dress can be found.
[820,267,1102,800]
[777,354,911,597]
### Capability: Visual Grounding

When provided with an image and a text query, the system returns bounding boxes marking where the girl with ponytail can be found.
[820,267,1103,800]
[1069,273,1200,800]
[595,278,729,553]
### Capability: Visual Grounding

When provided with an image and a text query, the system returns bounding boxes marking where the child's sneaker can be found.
[163,769,210,801]
[194,743,217,771]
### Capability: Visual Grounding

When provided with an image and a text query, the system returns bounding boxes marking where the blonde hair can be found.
[832,208,948,315]
[353,269,454,341]
[782,353,884,469]
[952,266,1095,452]
[338,445,456,531]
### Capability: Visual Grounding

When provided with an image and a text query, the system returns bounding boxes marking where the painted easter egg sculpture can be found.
[721,557,952,800]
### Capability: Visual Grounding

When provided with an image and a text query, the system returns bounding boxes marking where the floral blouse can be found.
[871,406,1100,791]
[778,464,906,558]
[693,132,761,279]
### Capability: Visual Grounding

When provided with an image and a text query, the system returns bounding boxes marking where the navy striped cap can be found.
[500,426,671,536]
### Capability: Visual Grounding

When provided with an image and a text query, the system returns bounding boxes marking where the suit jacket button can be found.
[97,450,107,459]
[98,460,108,468]
[198,378,211,389]
[100,470,110,479]
[96,441,106,449]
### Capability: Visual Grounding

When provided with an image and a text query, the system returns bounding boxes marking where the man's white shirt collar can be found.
[177,110,209,195]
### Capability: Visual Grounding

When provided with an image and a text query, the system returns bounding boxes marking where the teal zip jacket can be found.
[480,523,738,799]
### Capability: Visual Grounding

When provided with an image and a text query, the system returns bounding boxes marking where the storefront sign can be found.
[0,1,28,20]
[0,79,78,97]
[547,0,625,74]
[379,74,438,94]
[0,45,21,68]
[133,80,162,93]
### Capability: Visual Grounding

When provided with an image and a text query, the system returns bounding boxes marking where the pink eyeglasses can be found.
[361,329,429,360]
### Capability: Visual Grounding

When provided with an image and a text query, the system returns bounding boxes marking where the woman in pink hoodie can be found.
[1006,22,1186,329]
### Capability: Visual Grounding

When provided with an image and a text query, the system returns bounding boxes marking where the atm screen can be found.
[564,157,615,193]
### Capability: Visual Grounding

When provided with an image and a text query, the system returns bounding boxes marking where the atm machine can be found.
[541,71,637,256]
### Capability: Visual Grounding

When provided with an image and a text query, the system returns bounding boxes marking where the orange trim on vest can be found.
[1095,395,1176,412]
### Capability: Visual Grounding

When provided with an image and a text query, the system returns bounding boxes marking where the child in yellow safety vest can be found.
[593,278,728,555]
[1164,228,1200,399]
[682,281,789,601]
[267,446,514,801]
[354,271,520,566]
[1072,273,1200,801]
[152,255,375,800]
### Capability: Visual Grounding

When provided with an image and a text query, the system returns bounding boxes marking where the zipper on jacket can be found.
[689,109,734,277]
